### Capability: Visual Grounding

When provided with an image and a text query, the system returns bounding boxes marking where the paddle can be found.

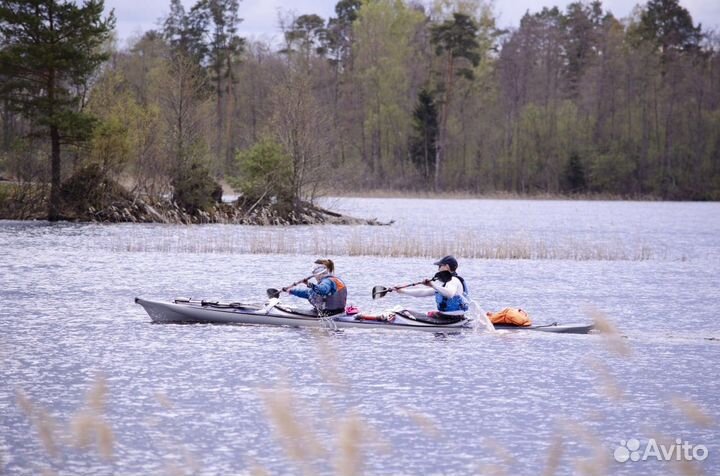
[266,275,315,299]
[372,271,453,300]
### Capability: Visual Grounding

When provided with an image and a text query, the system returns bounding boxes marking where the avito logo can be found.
[614,438,708,463]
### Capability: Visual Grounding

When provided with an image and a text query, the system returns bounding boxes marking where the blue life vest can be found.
[434,274,469,312]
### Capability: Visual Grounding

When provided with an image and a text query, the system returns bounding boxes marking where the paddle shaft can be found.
[373,271,453,299]
[282,275,315,292]
[392,280,430,292]
[373,278,435,299]
[267,275,316,299]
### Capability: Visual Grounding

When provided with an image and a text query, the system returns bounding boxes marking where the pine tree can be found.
[409,89,438,184]
[637,0,702,56]
[561,153,587,193]
[430,13,481,191]
[0,0,115,221]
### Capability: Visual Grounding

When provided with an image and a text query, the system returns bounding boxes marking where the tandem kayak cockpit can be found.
[134,297,595,334]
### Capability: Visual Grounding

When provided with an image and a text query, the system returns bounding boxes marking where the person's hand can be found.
[281,287,289,293]
[302,278,310,285]
[422,279,432,286]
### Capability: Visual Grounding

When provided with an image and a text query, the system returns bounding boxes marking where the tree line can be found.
[1,0,719,221]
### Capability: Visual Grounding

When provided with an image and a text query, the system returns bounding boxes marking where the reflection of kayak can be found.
[135,298,595,334]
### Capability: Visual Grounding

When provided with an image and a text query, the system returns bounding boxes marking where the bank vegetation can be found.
[1,0,718,223]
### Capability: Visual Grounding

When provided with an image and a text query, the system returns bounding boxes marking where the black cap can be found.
[433,255,458,271]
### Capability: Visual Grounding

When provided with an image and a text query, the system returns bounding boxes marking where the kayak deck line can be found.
[134,297,595,334]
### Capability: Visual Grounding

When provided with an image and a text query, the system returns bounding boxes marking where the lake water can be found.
[1,198,718,475]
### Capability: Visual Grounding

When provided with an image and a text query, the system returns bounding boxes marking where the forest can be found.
[1,0,719,222]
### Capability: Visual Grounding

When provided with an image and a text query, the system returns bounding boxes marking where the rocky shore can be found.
[0,183,390,226]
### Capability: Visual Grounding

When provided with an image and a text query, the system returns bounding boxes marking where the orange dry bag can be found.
[487,307,532,327]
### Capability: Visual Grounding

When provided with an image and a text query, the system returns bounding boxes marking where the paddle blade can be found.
[372,286,390,300]
[266,288,281,299]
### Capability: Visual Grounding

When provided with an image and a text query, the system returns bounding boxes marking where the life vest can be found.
[309,275,347,313]
[435,274,469,312]
[488,308,532,326]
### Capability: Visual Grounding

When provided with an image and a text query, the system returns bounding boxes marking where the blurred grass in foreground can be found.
[9,311,715,475]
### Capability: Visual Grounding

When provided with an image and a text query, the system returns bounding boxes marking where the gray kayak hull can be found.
[135,297,594,334]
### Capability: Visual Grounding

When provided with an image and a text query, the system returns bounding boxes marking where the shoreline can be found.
[322,189,676,202]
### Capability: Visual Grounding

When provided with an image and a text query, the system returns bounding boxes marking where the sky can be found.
[104,0,720,49]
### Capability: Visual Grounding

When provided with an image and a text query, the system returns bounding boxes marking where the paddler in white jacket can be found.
[396,255,469,316]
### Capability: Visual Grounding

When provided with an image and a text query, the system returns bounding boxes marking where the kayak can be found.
[135,297,595,334]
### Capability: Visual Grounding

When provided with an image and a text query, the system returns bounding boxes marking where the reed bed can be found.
[111,228,656,261]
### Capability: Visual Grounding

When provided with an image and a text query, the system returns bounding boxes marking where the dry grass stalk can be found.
[262,387,325,470]
[310,330,346,389]
[476,438,513,476]
[541,433,564,476]
[249,465,272,476]
[557,419,609,476]
[69,376,114,460]
[163,449,201,476]
[15,389,58,458]
[155,391,174,410]
[587,359,625,401]
[335,413,365,476]
[670,396,715,428]
[401,409,440,438]
[673,459,705,476]
[585,308,631,357]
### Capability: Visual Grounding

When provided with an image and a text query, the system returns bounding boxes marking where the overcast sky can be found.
[105,0,720,49]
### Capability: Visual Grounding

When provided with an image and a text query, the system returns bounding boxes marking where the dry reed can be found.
[69,375,114,460]
[113,228,656,261]
[670,397,715,428]
[541,433,565,476]
[586,307,632,357]
[15,389,58,458]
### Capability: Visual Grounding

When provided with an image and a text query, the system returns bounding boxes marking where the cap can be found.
[433,255,458,270]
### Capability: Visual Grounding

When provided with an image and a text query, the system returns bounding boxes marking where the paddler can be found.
[285,259,348,315]
[395,255,469,316]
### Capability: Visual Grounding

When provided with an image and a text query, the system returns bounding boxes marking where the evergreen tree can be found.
[284,14,327,58]
[409,89,438,184]
[561,153,587,193]
[188,0,244,173]
[637,0,702,56]
[0,0,115,221]
[325,0,361,68]
[430,13,480,190]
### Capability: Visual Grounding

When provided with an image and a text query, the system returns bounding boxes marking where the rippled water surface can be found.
[1,199,719,475]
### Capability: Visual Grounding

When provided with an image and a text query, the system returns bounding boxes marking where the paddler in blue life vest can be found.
[395,255,469,316]
[285,258,348,315]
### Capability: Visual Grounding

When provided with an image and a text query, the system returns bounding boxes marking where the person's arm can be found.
[310,277,336,296]
[430,278,460,298]
[289,287,310,299]
[397,287,435,297]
